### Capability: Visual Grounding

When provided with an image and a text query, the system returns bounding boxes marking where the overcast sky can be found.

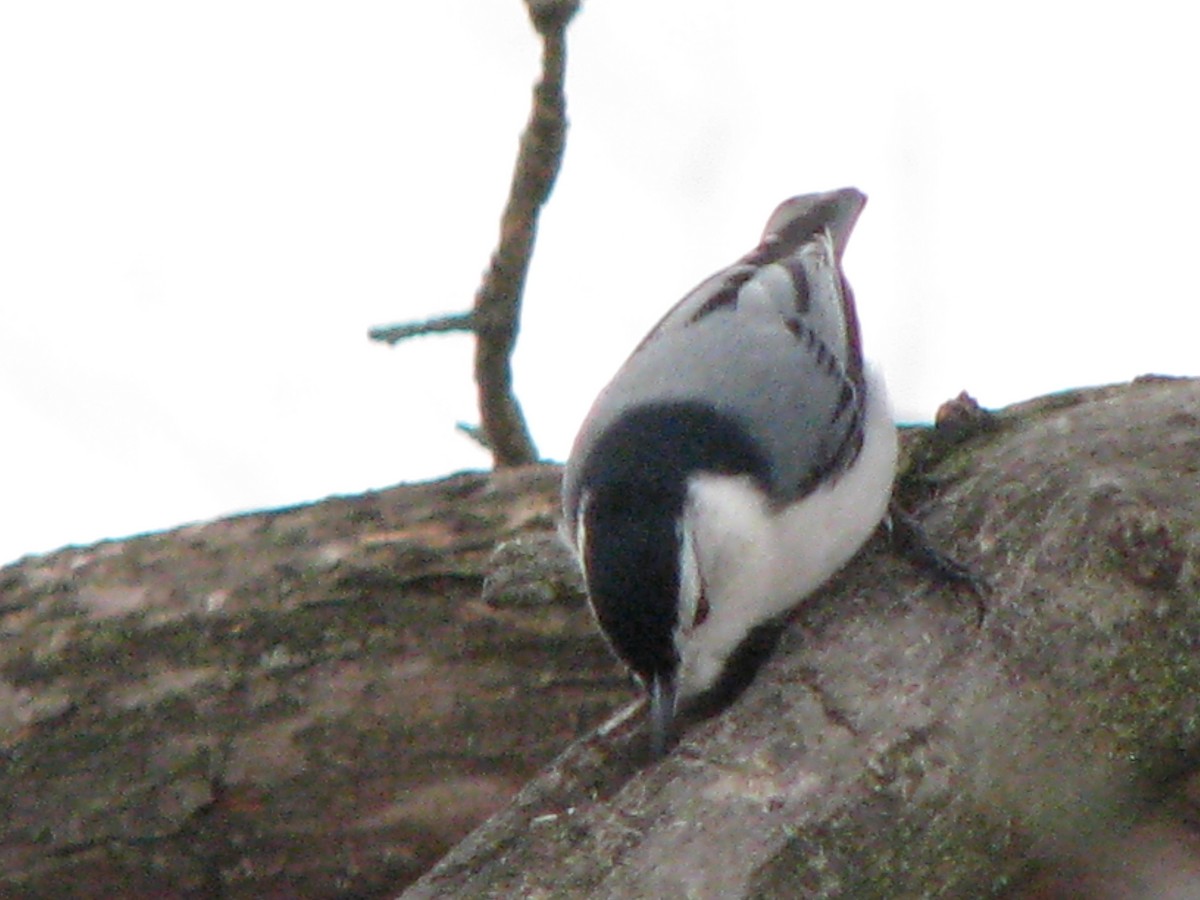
[2,1,1197,566]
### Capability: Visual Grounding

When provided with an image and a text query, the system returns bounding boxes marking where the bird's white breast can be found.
[674,364,898,699]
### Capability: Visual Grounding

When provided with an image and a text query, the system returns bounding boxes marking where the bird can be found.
[562,188,898,756]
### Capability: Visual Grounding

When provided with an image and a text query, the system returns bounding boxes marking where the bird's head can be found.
[567,403,769,755]
[574,478,684,755]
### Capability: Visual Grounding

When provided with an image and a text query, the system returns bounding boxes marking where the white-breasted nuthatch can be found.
[563,188,898,754]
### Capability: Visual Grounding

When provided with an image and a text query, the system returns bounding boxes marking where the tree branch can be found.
[470,0,577,467]
[369,0,579,468]
[4,380,1198,896]
[367,312,475,343]
[402,377,1200,898]
[367,312,475,345]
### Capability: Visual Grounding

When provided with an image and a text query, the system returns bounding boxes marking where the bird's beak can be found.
[649,673,678,758]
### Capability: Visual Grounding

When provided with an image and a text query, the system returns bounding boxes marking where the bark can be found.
[2,378,1198,899]
[404,376,1200,899]
[0,466,632,898]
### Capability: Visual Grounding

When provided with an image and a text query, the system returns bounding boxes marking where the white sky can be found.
[2,1,1197,566]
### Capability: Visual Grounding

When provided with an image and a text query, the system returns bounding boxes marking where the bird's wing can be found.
[565,189,869,512]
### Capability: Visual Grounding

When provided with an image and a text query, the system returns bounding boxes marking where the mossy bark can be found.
[3,379,1199,898]
[0,466,631,898]
[407,377,1200,899]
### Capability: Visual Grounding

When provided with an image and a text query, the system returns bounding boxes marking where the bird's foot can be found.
[884,501,989,625]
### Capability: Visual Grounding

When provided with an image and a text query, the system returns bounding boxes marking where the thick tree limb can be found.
[402,377,1200,898]
[370,0,579,467]
[0,466,632,898]
[4,379,1197,898]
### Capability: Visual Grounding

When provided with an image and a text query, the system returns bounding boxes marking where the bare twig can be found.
[368,313,475,345]
[370,0,580,468]
[455,421,492,452]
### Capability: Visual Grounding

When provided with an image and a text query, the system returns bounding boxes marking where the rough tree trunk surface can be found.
[2,378,1198,898]
[0,467,632,898]
[404,377,1200,899]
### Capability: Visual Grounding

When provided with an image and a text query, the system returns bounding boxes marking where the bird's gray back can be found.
[565,188,868,517]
